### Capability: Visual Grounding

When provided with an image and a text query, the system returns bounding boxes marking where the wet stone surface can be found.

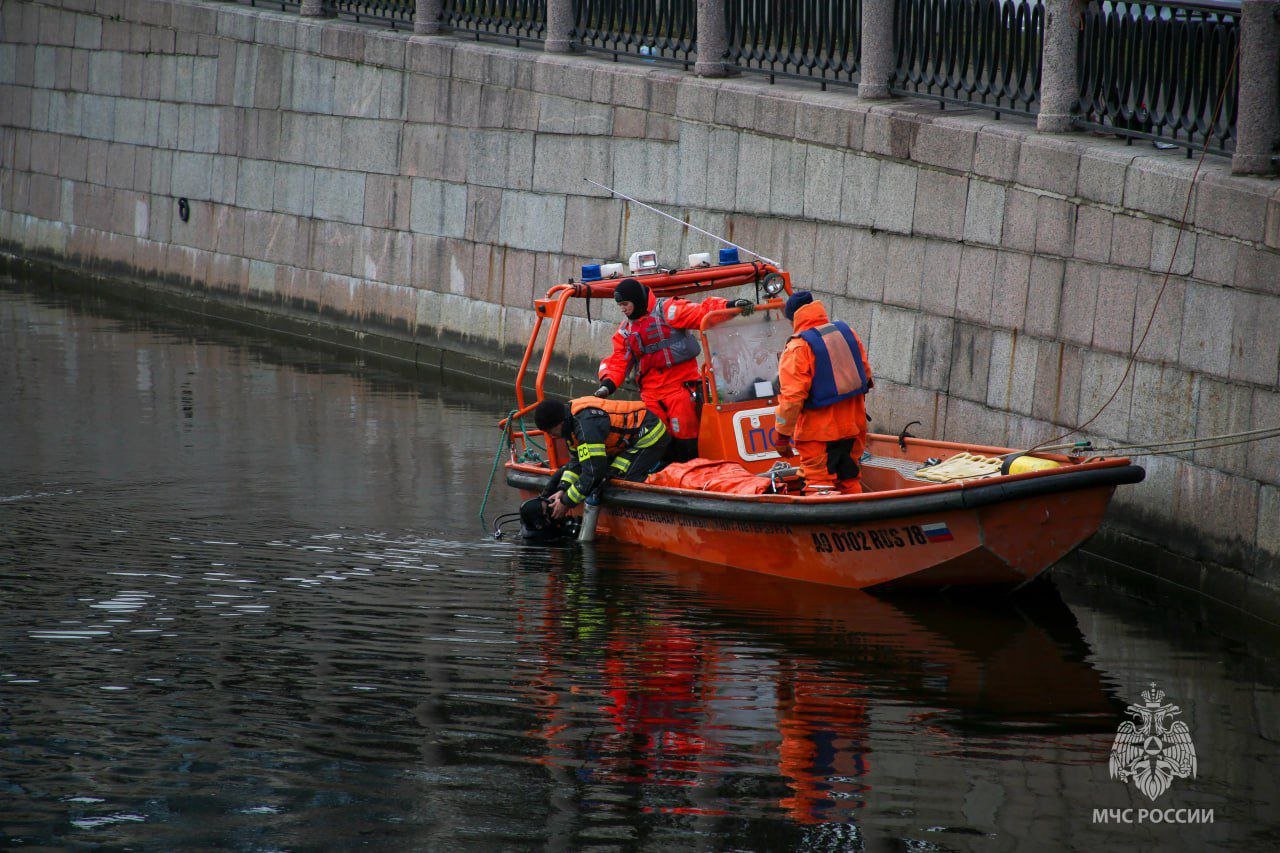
[1,277,1278,850]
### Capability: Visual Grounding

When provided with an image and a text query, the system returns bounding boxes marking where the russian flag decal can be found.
[921,522,954,543]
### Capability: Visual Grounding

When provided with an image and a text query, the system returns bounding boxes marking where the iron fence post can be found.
[859,0,894,98]
[414,0,443,35]
[1232,0,1280,175]
[546,0,573,53]
[695,0,729,77]
[1038,0,1081,132]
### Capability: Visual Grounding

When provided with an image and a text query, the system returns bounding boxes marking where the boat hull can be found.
[507,462,1142,590]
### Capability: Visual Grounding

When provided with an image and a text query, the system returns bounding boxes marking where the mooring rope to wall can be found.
[1085,425,1280,460]
[1030,37,1267,460]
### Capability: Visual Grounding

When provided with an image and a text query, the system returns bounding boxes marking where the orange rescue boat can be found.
[501,256,1143,590]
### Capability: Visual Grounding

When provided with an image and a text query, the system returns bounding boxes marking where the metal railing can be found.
[726,0,862,89]
[331,0,414,27]
[1077,0,1240,155]
[444,0,546,44]
[217,0,1253,159]
[229,0,302,10]
[891,0,1044,117]
[572,0,696,66]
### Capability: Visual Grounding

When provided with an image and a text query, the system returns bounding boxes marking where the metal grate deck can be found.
[862,454,931,481]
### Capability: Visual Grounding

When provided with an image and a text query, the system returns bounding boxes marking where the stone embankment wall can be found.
[2,0,1279,607]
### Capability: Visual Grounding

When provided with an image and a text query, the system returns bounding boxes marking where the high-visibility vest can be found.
[795,321,869,409]
[617,298,701,379]
[570,397,651,455]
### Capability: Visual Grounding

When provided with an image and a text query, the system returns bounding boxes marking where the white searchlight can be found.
[628,250,660,275]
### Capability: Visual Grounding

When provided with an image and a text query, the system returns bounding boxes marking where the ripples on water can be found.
[1,279,1277,850]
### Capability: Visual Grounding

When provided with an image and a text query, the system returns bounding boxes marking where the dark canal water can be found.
[2,276,1278,851]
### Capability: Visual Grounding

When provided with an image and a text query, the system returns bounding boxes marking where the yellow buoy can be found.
[1004,454,1063,475]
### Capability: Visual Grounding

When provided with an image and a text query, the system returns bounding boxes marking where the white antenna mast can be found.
[584,178,780,267]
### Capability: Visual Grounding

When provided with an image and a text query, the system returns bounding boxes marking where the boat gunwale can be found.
[505,458,1145,525]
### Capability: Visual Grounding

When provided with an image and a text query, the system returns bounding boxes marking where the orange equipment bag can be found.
[645,459,771,496]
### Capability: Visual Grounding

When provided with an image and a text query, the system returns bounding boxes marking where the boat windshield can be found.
[703,310,792,404]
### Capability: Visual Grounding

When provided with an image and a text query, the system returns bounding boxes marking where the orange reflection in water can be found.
[517,549,1116,825]
[776,664,871,824]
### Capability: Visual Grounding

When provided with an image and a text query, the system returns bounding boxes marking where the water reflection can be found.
[2,277,1277,850]
[514,547,1121,832]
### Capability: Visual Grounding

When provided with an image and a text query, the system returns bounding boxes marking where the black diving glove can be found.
[730,298,755,315]
[594,378,616,398]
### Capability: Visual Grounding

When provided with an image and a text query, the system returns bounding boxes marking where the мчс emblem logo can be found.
[1109,682,1198,801]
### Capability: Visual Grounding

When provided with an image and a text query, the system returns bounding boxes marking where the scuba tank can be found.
[577,494,602,543]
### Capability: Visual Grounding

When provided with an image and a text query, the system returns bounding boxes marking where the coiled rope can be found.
[478,410,544,533]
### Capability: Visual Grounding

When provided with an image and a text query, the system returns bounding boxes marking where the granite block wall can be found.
[2,0,1280,605]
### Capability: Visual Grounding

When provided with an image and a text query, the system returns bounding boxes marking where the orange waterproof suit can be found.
[597,290,731,440]
[774,300,873,493]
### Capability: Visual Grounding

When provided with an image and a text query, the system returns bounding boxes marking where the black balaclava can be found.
[613,278,650,321]
[533,398,570,434]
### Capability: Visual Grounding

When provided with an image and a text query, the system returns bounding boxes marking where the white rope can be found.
[1084,425,1280,459]
[583,178,781,266]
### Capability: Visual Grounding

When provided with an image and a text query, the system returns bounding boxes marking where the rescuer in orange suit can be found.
[595,278,754,463]
[773,291,873,495]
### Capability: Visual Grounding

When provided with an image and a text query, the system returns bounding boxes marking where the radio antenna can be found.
[584,178,780,267]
